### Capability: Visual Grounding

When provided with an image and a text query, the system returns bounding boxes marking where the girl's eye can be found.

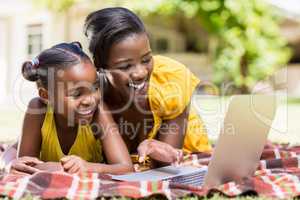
[118,64,132,70]
[70,91,81,98]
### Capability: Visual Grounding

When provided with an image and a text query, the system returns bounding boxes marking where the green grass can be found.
[288,97,300,104]
[0,97,299,199]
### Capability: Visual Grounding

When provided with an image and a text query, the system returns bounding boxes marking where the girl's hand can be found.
[60,155,88,174]
[10,156,43,175]
[137,139,183,165]
[34,162,64,172]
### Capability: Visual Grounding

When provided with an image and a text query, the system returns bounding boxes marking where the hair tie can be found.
[30,57,39,68]
[71,41,82,49]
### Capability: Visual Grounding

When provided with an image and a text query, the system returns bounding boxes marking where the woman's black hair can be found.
[84,7,146,69]
[22,41,90,88]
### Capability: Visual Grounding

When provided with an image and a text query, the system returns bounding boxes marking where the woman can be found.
[84,7,211,166]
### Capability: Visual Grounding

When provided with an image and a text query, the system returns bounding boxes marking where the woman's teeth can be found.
[129,82,145,90]
[78,109,94,115]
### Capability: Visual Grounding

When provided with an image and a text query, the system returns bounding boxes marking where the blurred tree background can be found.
[124,0,292,93]
[31,0,292,94]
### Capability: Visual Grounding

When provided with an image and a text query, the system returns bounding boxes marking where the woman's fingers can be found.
[139,146,155,163]
[137,139,184,164]
[137,139,155,163]
[168,147,180,162]
[137,140,148,162]
[172,149,184,166]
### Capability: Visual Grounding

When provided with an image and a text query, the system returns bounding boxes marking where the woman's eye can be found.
[142,58,152,64]
[92,82,100,91]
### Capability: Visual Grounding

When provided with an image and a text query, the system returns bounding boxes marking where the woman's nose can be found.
[130,64,148,81]
[81,95,95,106]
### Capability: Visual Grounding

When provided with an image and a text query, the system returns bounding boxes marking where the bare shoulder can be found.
[27,97,47,110]
[21,97,46,141]
[25,97,47,123]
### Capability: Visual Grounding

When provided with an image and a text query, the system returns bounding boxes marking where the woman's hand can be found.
[10,156,43,175]
[60,155,88,174]
[137,139,183,164]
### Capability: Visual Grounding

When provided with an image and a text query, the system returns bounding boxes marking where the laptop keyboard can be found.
[111,165,207,187]
[164,168,207,187]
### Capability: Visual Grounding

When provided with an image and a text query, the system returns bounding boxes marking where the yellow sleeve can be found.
[149,56,200,120]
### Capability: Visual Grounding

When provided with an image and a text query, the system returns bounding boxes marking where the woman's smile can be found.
[77,107,96,116]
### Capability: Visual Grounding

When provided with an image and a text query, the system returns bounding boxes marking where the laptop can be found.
[111,95,277,188]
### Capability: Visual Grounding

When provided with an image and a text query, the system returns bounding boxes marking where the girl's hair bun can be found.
[21,59,39,81]
[71,41,83,50]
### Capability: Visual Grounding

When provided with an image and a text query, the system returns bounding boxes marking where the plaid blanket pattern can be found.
[1,144,300,199]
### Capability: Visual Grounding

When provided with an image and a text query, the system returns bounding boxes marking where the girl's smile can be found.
[54,61,100,125]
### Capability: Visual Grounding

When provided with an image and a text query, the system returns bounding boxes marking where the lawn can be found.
[195,95,300,144]
[0,96,299,199]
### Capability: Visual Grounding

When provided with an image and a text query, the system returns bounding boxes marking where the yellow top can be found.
[40,106,103,162]
[148,55,211,153]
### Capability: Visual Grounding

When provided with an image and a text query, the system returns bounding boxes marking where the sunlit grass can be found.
[0,97,299,199]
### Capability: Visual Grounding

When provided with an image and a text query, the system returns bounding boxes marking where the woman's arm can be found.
[137,106,189,165]
[157,105,189,148]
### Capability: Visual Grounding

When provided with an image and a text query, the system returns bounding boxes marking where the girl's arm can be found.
[15,98,63,173]
[18,98,45,157]
[8,98,46,174]
[61,102,133,175]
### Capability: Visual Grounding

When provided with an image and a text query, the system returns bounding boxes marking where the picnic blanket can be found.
[1,144,300,199]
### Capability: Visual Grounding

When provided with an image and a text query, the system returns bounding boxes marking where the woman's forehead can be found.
[108,33,150,60]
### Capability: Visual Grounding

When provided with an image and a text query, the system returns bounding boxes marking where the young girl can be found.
[9,42,133,175]
[84,7,211,167]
